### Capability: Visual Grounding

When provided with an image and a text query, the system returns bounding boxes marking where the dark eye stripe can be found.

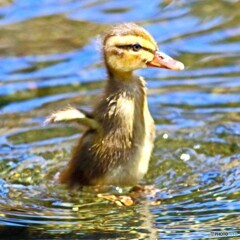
[141,46,155,54]
[115,44,155,54]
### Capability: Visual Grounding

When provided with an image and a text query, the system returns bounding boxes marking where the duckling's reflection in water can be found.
[45,23,184,202]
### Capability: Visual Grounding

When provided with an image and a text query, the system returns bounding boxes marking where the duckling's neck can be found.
[107,67,134,82]
[105,67,141,95]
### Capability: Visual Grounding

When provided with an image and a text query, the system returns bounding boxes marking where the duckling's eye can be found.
[132,43,142,52]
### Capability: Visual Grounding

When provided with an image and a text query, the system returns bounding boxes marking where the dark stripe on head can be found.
[115,44,155,54]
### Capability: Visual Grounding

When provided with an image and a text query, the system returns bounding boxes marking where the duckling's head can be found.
[103,23,184,74]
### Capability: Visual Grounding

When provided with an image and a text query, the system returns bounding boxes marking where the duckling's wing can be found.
[76,107,94,119]
[45,107,99,130]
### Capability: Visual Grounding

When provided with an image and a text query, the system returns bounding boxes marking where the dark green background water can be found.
[0,0,239,239]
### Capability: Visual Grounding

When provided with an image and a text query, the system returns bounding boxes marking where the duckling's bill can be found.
[147,51,184,70]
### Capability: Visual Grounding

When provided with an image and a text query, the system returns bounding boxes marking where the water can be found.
[0,0,240,239]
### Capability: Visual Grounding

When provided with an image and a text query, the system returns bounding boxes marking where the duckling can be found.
[46,23,184,189]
